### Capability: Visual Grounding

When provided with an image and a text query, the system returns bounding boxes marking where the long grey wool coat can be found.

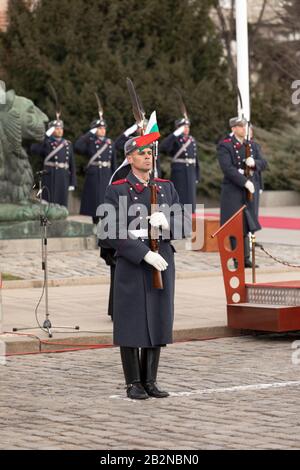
[159,133,200,213]
[74,132,116,217]
[98,170,190,348]
[217,135,267,234]
[31,137,76,208]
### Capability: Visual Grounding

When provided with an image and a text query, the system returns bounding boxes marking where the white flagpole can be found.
[236,0,250,121]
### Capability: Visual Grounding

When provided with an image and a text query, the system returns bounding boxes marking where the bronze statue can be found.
[0,83,67,221]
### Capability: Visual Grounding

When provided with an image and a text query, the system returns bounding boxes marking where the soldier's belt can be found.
[90,161,111,168]
[128,229,148,239]
[44,162,69,169]
[173,158,196,165]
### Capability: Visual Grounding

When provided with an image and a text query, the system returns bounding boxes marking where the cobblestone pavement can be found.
[1,335,300,450]
[1,243,300,280]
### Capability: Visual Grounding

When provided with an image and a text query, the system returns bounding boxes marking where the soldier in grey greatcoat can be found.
[75,118,116,224]
[98,136,190,400]
[31,119,76,208]
[217,117,267,267]
[159,118,200,213]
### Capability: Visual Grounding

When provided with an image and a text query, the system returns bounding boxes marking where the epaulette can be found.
[112,178,128,185]
[154,178,170,183]
[222,138,232,143]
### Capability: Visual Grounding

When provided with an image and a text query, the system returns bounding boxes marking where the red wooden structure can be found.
[212,206,300,332]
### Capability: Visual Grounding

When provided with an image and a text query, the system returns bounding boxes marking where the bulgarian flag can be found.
[135,111,160,148]
[109,112,160,183]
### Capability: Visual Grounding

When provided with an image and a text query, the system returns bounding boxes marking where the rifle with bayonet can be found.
[48,83,62,121]
[174,87,189,122]
[126,78,163,289]
[237,88,253,202]
[94,92,104,120]
[244,122,253,202]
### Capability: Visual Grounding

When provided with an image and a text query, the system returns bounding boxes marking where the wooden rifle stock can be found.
[149,183,164,290]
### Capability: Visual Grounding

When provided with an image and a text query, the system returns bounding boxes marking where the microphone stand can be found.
[12,171,80,338]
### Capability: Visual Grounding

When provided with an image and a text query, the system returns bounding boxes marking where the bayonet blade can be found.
[126,77,144,128]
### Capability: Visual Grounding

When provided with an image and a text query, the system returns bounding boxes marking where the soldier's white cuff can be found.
[124,124,138,137]
[46,126,55,137]
[173,126,184,137]
[128,229,148,239]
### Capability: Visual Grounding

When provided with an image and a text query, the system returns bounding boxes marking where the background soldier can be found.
[98,136,189,400]
[114,122,140,155]
[75,118,116,224]
[31,119,76,208]
[217,117,267,268]
[159,117,200,213]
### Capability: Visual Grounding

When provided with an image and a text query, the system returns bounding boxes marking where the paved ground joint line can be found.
[110,380,300,400]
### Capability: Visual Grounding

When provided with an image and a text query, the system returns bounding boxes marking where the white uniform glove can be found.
[147,212,169,230]
[46,126,55,137]
[124,123,138,137]
[68,186,75,191]
[244,180,255,194]
[173,125,185,137]
[246,157,255,168]
[144,251,168,271]
[90,128,98,134]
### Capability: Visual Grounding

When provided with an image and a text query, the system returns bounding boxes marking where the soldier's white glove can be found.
[147,212,169,230]
[68,186,75,191]
[90,128,98,134]
[124,123,138,137]
[144,251,168,271]
[246,157,255,168]
[244,180,255,194]
[46,126,55,137]
[173,125,185,137]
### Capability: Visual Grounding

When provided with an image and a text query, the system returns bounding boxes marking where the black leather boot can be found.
[120,347,149,400]
[244,236,259,267]
[244,259,259,268]
[141,347,169,398]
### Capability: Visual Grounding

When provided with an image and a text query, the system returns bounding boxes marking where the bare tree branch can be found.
[214,1,236,86]
[251,0,268,38]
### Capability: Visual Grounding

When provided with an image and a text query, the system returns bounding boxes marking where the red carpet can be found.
[258,216,300,230]
[202,212,300,230]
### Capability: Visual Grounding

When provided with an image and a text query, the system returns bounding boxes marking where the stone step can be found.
[0,236,97,253]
